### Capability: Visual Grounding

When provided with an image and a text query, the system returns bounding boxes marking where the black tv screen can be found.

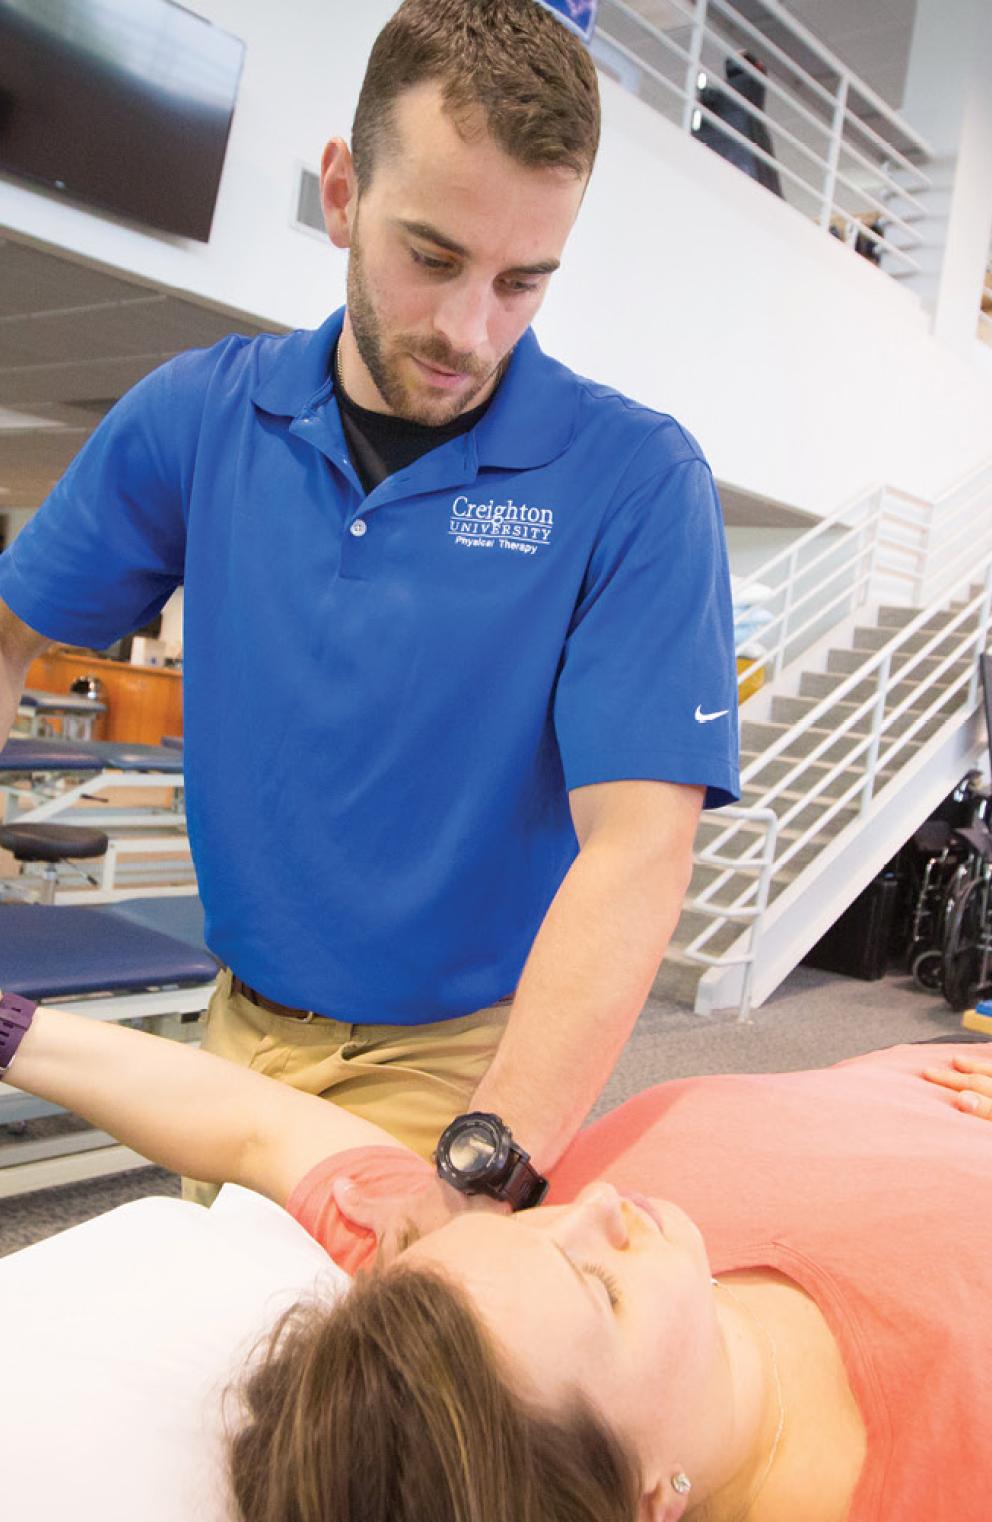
[0,0,244,241]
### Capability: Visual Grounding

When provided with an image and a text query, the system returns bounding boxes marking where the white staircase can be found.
[653,463,992,1017]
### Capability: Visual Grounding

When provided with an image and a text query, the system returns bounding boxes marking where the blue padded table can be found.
[1,737,187,849]
[0,737,184,773]
[0,896,218,1195]
[1,736,112,771]
[0,900,218,1000]
[21,688,106,715]
[107,893,206,946]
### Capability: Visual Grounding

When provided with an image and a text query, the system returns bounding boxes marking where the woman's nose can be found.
[559,1183,630,1252]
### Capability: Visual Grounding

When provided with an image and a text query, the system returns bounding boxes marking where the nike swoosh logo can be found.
[694,705,729,723]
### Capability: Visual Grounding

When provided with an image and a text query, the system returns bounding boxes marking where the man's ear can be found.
[320,137,357,249]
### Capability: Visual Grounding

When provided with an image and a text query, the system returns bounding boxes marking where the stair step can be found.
[825,647,965,678]
[799,660,969,705]
[699,794,860,840]
[692,835,825,892]
[851,625,975,657]
[670,909,746,959]
[739,715,937,762]
[768,692,960,735]
[875,602,970,628]
[738,752,901,790]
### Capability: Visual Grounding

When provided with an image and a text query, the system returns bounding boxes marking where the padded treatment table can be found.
[0,895,219,1196]
[1,737,190,896]
[0,736,184,775]
[18,687,107,741]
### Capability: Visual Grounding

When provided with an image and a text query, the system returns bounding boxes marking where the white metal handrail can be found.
[680,803,779,1020]
[732,461,992,695]
[685,481,992,1015]
[593,0,934,282]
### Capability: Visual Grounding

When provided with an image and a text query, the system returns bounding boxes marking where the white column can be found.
[899,0,992,349]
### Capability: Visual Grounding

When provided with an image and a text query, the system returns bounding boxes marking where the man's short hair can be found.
[352,0,602,191]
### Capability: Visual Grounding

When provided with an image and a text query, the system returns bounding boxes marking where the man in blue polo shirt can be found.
[0,0,738,1209]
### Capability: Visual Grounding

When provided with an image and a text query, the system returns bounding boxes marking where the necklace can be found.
[712,1278,786,1522]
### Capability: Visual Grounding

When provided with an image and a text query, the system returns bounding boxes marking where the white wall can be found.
[541,75,992,513]
[2,2,991,520]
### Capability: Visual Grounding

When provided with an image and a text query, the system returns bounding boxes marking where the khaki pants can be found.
[182,969,511,1206]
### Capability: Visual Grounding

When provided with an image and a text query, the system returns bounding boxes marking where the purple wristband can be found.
[0,992,38,1078]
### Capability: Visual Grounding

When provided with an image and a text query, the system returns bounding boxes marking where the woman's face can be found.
[401,1183,721,1486]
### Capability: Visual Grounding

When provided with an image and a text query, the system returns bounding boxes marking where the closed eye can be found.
[410,247,455,274]
[582,1262,622,1310]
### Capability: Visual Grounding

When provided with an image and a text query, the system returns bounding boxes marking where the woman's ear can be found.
[331,1175,378,1230]
[639,1478,692,1522]
[320,137,357,248]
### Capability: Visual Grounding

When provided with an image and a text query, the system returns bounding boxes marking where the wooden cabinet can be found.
[25,649,183,746]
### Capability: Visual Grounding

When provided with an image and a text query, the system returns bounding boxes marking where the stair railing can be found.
[679,804,779,1022]
[682,463,992,1016]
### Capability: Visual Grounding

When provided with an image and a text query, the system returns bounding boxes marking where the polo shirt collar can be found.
[250,309,344,418]
[250,307,578,471]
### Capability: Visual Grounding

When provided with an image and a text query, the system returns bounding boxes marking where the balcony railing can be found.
[592,0,934,282]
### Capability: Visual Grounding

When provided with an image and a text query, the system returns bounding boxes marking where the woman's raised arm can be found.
[3,1003,412,1205]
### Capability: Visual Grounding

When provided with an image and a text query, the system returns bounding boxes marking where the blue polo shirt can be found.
[0,308,739,1023]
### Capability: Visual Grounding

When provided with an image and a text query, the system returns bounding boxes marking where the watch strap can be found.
[0,992,38,1079]
[500,1149,549,1210]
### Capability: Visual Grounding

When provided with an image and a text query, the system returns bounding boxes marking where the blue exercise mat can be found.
[0,902,218,1000]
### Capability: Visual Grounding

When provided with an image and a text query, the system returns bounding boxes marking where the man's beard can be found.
[345,220,510,425]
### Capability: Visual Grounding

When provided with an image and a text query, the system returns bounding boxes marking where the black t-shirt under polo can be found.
[333,344,494,494]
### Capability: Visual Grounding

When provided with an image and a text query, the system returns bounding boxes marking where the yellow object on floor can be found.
[737,654,765,704]
[961,1003,992,1036]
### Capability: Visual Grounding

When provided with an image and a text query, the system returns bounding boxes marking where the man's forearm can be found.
[0,647,25,748]
[469,836,692,1173]
[0,598,50,747]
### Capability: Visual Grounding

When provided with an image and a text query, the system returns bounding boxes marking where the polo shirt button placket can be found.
[349,519,367,538]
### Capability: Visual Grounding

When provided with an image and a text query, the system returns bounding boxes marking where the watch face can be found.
[448,1122,498,1176]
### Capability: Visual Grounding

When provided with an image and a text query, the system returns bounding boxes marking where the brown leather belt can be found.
[231,975,319,1022]
[232,975,516,1024]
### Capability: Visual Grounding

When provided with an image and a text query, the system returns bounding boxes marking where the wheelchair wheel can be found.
[911,948,944,992]
[941,879,985,1011]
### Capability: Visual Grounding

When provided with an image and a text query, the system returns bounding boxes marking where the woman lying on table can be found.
[3,991,991,1522]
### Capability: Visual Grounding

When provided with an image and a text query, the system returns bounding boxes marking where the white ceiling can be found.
[0,236,279,513]
[0,0,918,523]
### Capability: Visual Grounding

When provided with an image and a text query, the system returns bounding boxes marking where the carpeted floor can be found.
[0,961,974,1257]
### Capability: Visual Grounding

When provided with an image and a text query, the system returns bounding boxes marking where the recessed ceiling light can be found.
[0,406,64,432]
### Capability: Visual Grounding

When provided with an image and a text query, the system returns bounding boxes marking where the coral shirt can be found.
[550,1043,992,1522]
[288,1044,992,1519]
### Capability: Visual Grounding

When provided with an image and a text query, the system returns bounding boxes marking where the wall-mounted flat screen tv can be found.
[0,0,244,242]
[534,0,599,44]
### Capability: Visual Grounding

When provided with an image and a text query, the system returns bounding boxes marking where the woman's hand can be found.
[332,1173,511,1266]
[923,1054,992,1118]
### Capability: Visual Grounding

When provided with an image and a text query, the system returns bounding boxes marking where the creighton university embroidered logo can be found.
[449,494,555,556]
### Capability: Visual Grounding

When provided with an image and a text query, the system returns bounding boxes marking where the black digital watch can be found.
[434,1111,549,1211]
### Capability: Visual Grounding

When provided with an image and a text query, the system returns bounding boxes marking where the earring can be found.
[671,1471,692,1496]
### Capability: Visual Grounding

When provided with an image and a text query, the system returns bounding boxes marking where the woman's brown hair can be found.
[351,0,602,192]
[228,1263,641,1522]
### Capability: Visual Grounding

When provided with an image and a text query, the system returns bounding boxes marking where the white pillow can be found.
[730,575,776,606]
[2,1185,349,1522]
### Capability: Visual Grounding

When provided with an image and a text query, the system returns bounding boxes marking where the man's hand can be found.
[923,1053,992,1118]
[331,1172,510,1266]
